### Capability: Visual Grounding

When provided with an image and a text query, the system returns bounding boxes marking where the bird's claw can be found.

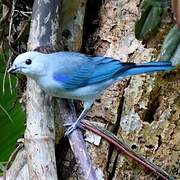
[64,121,82,136]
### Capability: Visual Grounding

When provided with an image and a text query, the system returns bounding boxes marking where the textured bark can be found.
[25,0,61,179]
[84,0,180,179]
[59,0,87,50]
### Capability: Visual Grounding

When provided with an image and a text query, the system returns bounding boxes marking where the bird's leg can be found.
[64,101,93,136]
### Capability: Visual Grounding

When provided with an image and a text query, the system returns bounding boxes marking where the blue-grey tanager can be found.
[8,51,175,135]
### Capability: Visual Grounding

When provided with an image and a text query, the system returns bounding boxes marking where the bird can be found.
[8,51,175,135]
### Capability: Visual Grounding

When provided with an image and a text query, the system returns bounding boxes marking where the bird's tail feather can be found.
[118,61,174,78]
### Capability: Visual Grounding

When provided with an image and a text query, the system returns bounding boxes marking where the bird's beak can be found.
[7,65,18,74]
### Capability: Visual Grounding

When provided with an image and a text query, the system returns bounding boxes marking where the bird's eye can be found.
[25,59,32,65]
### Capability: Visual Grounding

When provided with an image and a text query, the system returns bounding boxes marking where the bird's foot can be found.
[64,121,82,136]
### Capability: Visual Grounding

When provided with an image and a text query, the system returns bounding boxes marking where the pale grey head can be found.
[8,51,47,78]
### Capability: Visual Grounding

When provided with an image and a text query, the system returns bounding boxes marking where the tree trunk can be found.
[82,0,180,179]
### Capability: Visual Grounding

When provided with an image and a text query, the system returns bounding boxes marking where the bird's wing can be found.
[53,61,93,89]
[52,53,134,90]
[52,53,95,89]
[87,57,129,84]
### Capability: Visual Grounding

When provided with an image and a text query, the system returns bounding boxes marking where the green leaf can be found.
[0,162,4,171]
[135,0,163,40]
[160,25,180,64]
[0,53,25,165]
[142,0,162,10]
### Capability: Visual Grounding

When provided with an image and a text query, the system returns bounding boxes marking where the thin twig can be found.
[2,67,7,95]
[3,141,24,180]
[0,103,14,123]
[14,10,32,17]
[0,3,10,26]
[8,73,13,94]
[81,121,175,180]
[8,0,17,45]
[3,150,28,180]
[3,53,13,95]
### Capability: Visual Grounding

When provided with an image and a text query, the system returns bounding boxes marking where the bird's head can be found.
[8,51,47,78]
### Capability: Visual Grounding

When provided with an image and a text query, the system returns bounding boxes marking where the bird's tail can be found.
[119,61,175,78]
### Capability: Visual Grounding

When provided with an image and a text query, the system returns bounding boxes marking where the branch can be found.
[81,121,175,180]
[58,100,97,179]
[24,0,62,179]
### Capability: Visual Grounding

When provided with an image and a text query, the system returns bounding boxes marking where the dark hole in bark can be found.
[62,29,72,39]
[131,144,138,149]
[143,99,159,123]
[81,0,102,54]
[145,144,154,149]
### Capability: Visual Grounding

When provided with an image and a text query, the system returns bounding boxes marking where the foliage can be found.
[0,0,32,172]
[0,52,25,166]
[0,162,4,176]
[135,0,165,40]
[136,0,180,66]
[160,25,180,66]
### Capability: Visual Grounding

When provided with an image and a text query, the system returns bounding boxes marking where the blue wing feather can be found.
[53,73,70,82]
[51,52,173,90]
[52,56,124,89]
[88,57,122,83]
[63,65,92,88]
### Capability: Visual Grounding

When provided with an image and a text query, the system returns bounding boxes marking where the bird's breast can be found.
[36,76,114,101]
